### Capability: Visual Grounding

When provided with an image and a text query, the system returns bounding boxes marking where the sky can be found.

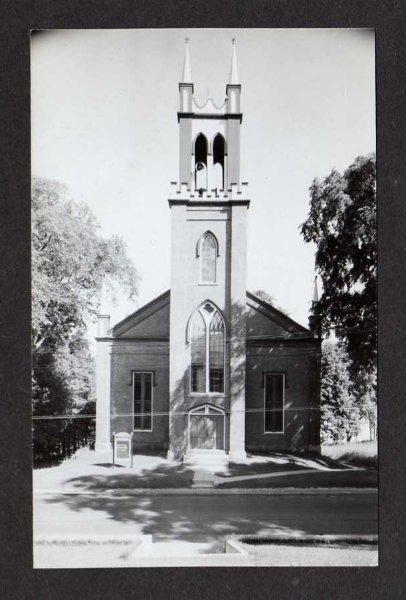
[31,28,375,343]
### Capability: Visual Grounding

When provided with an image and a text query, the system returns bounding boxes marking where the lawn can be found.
[33,445,377,493]
[321,440,377,470]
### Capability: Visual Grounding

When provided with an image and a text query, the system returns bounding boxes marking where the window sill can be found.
[189,392,225,397]
[133,429,153,433]
[198,283,218,286]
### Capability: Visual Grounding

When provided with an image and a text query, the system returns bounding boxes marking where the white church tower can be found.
[168,39,250,462]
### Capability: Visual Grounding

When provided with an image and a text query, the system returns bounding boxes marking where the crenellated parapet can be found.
[168,181,250,205]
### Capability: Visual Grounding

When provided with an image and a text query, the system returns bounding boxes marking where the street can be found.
[34,490,377,548]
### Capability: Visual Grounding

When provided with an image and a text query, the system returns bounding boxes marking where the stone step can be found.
[183,450,229,473]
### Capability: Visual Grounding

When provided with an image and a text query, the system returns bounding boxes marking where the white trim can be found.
[132,371,153,432]
[187,404,226,451]
[263,372,285,434]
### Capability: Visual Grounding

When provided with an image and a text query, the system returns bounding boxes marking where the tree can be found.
[32,177,139,463]
[253,289,290,316]
[351,367,377,439]
[300,154,376,375]
[32,177,139,350]
[320,341,360,444]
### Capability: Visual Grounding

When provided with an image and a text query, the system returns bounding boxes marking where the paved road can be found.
[34,491,377,550]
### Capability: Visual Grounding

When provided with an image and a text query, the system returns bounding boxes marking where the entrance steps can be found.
[183,449,229,474]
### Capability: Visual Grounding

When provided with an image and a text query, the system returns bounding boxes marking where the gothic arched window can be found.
[194,134,208,192]
[189,302,225,394]
[197,231,218,284]
[194,133,208,166]
[213,134,226,189]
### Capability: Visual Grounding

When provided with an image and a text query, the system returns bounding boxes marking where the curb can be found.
[34,486,378,496]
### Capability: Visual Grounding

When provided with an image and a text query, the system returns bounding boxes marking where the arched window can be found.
[194,133,208,165]
[199,232,217,283]
[189,302,225,394]
[213,134,225,189]
[194,134,208,192]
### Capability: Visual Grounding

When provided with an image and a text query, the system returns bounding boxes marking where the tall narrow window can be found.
[194,134,208,191]
[264,373,284,433]
[189,302,225,394]
[190,311,206,393]
[200,233,217,283]
[133,372,152,430]
[194,133,208,166]
[213,134,225,189]
[209,311,224,392]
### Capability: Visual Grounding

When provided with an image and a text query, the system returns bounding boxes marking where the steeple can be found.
[228,38,239,84]
[312,275,319,303]
[182,37,192,83]
[179,37,194,114]
[226,39,241,115]
[309,275,320,336]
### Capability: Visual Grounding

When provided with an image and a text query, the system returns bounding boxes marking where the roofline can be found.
[106,289,310,337]
[246,291,310,334]
[109,290,170,334]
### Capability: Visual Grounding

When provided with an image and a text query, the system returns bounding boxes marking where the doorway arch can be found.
[188,404,225,450]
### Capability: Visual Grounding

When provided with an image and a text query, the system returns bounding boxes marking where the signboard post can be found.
[113,431,133,468]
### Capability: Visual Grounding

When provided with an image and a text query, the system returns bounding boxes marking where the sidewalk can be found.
[33,447,377,495]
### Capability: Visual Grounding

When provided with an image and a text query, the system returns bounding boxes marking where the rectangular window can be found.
[264,373,284,433]
[133,372,152,430]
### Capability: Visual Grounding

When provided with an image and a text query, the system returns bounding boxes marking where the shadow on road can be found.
[41,488,378,545]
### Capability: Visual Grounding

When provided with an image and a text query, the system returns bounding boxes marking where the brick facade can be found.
[95,41,321,459]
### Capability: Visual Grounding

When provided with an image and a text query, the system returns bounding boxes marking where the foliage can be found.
[32,177,139,350]
[32,177,139,464]
[253,289,290,316]
[320,341,360,444]
[300,154,376,375]
[351,367,377,438]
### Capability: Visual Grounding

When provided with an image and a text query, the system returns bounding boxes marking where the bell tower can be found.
[168,39,249,462]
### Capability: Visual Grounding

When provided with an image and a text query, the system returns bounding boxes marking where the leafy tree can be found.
[300,154,376,375]
[253,289,290,316]
[321,341,360,444]
[32,177,139,350]
[32,177,139,463]
[351,367,377,439]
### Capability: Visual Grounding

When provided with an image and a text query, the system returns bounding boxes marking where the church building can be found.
[95,41,321,463]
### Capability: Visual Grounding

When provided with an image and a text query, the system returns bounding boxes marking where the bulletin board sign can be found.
[113,431,133,467]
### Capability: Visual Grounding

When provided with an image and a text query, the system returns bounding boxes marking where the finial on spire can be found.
[182,37,192,83]
[229,38,239,84]
[312,275,319,303]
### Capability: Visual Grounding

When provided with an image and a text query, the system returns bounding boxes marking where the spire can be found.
[312,275,319,303]
[182,37,192,83]
[228,38,239,85]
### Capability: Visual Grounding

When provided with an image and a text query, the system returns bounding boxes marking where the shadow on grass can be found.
[64,462,195,490]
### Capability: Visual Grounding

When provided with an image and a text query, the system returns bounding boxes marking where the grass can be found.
[321,440,377,470]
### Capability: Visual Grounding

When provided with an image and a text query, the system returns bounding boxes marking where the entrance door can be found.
[190,415,216,449]
[189,405,225,450]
